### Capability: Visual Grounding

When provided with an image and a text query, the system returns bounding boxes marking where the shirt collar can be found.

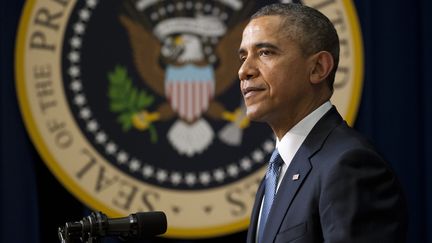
[275,101,333,166]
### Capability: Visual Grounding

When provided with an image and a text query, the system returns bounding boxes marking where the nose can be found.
[238,57,258,81]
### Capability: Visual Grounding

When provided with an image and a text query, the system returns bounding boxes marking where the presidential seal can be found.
[15,0,363,238]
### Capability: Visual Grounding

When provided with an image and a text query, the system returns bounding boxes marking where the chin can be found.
[245,107,266,122]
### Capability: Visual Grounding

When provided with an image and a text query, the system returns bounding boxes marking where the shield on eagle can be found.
[165,64,215,122]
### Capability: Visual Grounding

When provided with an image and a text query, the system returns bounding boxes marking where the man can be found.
[238,3,407,243]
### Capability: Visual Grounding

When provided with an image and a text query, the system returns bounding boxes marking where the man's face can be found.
[238,16,315,126]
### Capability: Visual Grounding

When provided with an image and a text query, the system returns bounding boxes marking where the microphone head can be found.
[134,211,167,237]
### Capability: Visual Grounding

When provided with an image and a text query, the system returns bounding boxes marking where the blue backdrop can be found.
[1,1,431,242]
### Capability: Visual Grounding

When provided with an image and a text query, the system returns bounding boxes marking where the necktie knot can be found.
[269,148,283,167]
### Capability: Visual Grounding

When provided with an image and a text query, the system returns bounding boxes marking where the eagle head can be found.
[161,34,204,64]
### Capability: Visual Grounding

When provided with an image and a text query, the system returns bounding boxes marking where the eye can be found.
[259,49,272,57]
[239,55,246,63]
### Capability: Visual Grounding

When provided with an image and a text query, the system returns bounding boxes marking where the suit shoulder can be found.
[325,122,379,154]
[313,122,389,170]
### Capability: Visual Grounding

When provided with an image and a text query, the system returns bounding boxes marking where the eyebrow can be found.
[238,42,281,55]
[256,42,280,51]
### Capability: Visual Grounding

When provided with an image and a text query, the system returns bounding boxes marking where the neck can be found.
[269,99,329,140]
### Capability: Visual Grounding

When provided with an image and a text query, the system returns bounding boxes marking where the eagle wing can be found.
[119,15,165,96]
[214,21,247,96]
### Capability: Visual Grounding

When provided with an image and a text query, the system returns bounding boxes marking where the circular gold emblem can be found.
[16,0,363,238]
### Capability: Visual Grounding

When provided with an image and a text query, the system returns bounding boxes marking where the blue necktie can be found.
[258,148,283,243]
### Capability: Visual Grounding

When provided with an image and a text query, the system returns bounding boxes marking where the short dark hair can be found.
[251,3,340,91]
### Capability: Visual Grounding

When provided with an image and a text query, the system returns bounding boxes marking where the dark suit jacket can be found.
[247,107,407,243]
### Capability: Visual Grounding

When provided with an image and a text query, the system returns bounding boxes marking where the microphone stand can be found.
[58,210,167,242]
[58,212,106,243]
[83,235,101,243]
[58,227,101,243]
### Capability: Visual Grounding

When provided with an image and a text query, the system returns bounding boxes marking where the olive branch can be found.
[107,65,158,143]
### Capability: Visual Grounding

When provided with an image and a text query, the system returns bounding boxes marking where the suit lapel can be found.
[261,107,343,243]
[247,178,265,243]
[261,147,312,243]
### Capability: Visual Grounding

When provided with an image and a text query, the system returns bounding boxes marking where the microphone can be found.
[58,211,167,242]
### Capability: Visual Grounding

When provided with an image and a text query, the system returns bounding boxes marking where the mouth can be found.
[242,86,265,98]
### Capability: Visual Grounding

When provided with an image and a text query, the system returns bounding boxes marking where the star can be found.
[227,164,239,177]
[158,8,166,16]
[252,149,264,162]
[70,80,82,91]
[105,142,117,154]
[150,12,158,21]
[204,4,212,12]
[86,0,98,8]
[240,158,252,171]
[167,4,174,12]
[263,139,275,153]
[211,37,218,44]
[142,165,154,178]
[87,119,98,132]
[213,169,226,182]
[74,94,86,106]
[156,169,168,182]
[170,172,182,185]
[68,51,80,62]
[69,66,80,77]
[204,46,213,54]
[79,9,91,21]
[70,36,82,48]
[135,0,147,11]
[212,7,220,15]
[95,132,107,144]
[199,172,211,185]
[79,107,91,119]
[176,2,184,10]
[70,39,81,49]
[116,151,128,164]
[220,12,228,20]
[208,55,217,63]
[74,23,85,34]
[185,173,197,186]
[129,159,141,172]
[185,1,193,9]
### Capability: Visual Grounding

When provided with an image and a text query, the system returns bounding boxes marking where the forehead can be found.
[241,16,287,47]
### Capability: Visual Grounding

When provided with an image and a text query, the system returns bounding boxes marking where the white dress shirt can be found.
[255,101,333,242]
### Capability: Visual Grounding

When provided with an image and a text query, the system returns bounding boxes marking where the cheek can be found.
[266,74,288,98]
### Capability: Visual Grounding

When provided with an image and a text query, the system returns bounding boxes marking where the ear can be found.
[309,51,334,84]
